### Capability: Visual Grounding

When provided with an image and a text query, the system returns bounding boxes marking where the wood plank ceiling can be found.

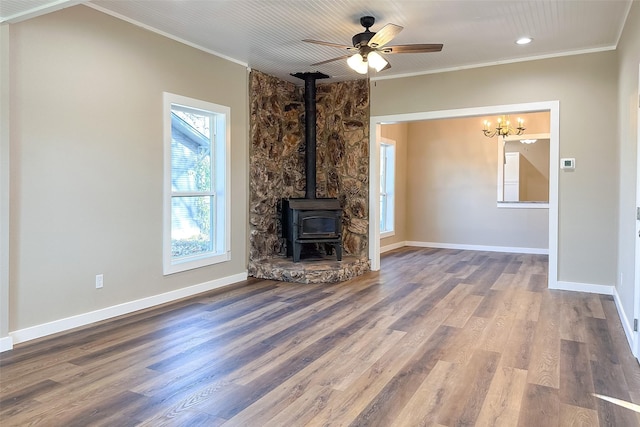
[0,0,633,83]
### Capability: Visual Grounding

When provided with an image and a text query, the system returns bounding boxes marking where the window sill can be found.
[380,231,396,239]
[497,202,549,209]
[163,251,230,275]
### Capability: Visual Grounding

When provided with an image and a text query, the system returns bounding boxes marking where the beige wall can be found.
[8,6,248,331]
[380,123,408,248]
[404,116,548,249]
[616,1,640,327]
[1,25,9,342]
[372,51,618,286]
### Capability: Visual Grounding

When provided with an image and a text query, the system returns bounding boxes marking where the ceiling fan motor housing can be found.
[352,31,374,48]
[352,16,376,48]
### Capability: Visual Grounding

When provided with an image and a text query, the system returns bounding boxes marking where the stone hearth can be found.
[249,255,370,284]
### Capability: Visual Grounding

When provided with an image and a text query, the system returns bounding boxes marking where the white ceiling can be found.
[1,0,634,84]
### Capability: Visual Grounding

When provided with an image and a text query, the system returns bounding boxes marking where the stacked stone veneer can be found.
[248,70,370,282]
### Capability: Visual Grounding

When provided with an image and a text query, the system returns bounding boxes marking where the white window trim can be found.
[162,92,231,275]
[380,137,396,237]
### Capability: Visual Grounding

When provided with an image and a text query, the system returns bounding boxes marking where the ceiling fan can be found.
[303,16,443,74]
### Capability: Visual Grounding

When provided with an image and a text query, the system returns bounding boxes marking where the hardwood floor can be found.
[1,247,639,426]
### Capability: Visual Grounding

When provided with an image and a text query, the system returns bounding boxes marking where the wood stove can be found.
[283,198,342,262]
[282,72,343,262]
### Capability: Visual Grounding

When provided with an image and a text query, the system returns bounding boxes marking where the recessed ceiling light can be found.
[516,37,533,45]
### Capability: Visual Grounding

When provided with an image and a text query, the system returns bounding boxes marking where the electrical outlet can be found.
[95,274,103,289]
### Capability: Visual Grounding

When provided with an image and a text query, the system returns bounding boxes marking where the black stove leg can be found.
[293,242,302,262]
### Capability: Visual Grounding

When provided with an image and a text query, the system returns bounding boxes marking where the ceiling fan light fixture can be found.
[347,53,368,74]
[367,51,388,72]
[305,16,443,75]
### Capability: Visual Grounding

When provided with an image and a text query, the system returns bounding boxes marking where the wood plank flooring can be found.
[1,247,639,426]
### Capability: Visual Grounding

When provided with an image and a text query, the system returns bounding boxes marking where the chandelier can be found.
[482,115,525,138]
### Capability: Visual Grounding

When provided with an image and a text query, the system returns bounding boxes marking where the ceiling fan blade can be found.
[381,59,392,72]
[303,39,354,50]
[382,43,443,54]
[311,55,351,66]
[368,23,403,48]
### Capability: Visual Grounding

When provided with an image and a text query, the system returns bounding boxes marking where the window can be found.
[163,92,230,274]
[380,138,395,237]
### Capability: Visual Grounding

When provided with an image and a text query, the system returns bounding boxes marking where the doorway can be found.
[368,101,560,289]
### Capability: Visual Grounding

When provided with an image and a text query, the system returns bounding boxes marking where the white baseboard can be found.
[613,286,636,354]
[0,335,13,352]
[380,241,407,254]
[7,271,248,348]
[405,241,549,255]
[550,280,614,295]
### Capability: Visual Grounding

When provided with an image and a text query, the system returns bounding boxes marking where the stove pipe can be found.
[292,72,329,199]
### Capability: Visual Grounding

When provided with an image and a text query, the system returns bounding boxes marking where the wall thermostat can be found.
[560,158,575,170]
